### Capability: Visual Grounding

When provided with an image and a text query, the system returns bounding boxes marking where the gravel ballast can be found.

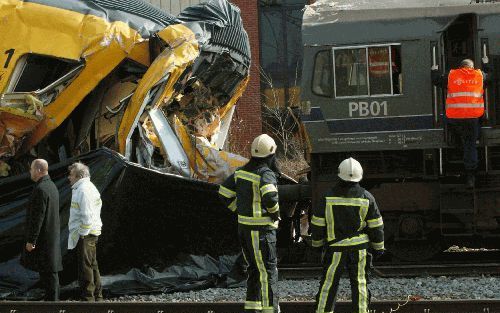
[112,276,500,302]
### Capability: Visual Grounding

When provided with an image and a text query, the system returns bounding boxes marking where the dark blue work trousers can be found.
[239,227,279,313]
[447,118,479,171]
[315,248,370,313]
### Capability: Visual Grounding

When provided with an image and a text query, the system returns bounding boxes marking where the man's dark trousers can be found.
[77,235,102,301]
[39,271,60,301]
[447,118,480,171]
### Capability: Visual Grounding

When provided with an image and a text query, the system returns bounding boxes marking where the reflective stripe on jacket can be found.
[446,68,484,118]
[68,177,103,250]
[219,165,279,229]
[311,182,384,251]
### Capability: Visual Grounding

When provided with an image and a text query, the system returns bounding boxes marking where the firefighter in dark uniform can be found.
[219,134,280,313]
[311,157,384,313]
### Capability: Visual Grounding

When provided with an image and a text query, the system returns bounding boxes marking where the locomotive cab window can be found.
[312,50,333,97]
[333,44,402,98]
[8,54,81,93]
[335,48,368,97]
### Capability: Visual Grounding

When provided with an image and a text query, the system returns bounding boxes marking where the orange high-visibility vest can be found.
[368,47,397,77]
[446,68,484,118]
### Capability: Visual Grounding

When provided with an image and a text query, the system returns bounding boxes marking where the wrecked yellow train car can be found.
[0,0,250,182]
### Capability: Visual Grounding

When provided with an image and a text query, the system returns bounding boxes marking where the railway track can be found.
[0,300,498,313]
[278,262,500,279]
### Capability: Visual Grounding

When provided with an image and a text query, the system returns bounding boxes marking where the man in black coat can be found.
[22,159,63,301]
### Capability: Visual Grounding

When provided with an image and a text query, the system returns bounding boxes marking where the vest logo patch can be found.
[453,78,478,86]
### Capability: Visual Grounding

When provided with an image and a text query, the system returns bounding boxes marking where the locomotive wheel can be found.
[386,235,443,262]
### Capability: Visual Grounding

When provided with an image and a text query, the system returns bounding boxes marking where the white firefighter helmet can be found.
[251,134,277,158]
[338,157,363,182]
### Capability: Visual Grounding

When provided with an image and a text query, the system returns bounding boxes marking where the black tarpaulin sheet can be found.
[100,254,245,296]
[98,159,238,272]
[0,254,245,300]
[0,148,240,299]
[0,257,38,299]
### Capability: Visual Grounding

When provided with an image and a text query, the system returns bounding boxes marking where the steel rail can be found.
[1,300,499,313]
[278,263,500,279]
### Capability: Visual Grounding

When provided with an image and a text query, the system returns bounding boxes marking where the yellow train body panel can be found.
[0,0,150,157]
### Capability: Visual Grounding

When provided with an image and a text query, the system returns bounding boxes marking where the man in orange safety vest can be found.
[432,58,490,187]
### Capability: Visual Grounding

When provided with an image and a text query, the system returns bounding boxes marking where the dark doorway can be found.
[442,14,477,71]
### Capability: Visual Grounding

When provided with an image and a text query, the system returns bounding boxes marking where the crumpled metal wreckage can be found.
[0,0,301,299]
[0,0,250,182]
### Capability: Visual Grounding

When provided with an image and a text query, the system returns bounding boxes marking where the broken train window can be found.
[7,54,82,102]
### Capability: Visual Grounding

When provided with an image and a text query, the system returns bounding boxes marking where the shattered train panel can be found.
[0,0,251,183]
[0,0,253,294]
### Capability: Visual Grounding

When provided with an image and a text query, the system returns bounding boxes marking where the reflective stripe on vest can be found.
[446,103,484,108]
[219,185,236,198]
[447,92,483,98]
[330,233,369,247]
[446,68,484,118]
[235,170,260,183]
[312,238,325,247]
[325,197,370,244]
[267,202,279,213]
[311,215,326,227]
[371,241,385,250]
[228,199,237,212]
[260,184,278,196]
[367,217,383,228]
[238,215,278,228]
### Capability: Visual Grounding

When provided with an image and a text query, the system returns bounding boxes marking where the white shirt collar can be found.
[71,177,90,190]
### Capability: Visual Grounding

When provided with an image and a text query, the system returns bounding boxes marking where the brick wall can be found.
[228,0,262,157]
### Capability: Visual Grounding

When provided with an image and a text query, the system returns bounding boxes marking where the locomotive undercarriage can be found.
[310,148,500,261]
